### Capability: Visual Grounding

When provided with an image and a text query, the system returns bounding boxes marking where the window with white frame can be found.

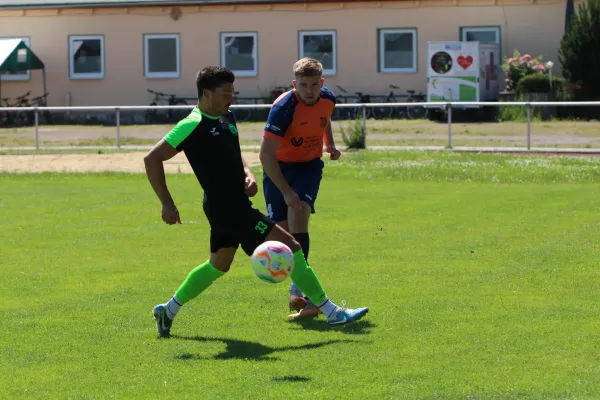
[299,31,336,75]
[220,32,257,77]
[379,29,417,73]
[0,37,31,81]
[461,27,500,44]
[144,34,180,79]
[69,35,105,79]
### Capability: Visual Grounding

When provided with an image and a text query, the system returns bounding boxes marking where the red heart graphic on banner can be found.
[457,55,473,69]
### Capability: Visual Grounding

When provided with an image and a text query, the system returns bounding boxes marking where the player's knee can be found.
[276,220,290,232]
[210,260,232,273]
[276,230,302,252]
[288,202,311,220]
[267,225,302,253]
[287,237,302,253]
[210,249,236,272]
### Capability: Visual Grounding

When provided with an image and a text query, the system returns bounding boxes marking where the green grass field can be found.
[2,150,600,399]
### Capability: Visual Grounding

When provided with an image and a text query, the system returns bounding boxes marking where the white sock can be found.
[165,296,182,319]
[317,299,338,319]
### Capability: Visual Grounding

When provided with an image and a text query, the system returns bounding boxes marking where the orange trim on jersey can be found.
[263,131,284,143]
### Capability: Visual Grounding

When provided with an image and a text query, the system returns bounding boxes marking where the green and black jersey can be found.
[164,108,248,224]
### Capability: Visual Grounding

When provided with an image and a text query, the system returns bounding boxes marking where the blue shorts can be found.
[263,157,324,223]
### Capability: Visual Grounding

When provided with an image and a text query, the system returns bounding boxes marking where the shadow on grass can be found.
[272,375,311,383]
[172,335,355,361]
[287,317,376,335]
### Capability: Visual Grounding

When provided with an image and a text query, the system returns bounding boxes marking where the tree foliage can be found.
[558,0,600,99]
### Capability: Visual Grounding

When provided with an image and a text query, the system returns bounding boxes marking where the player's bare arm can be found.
[242,155,258,197]
[324,121,341,160]
[259,136,302,210]
[144,138,181,225]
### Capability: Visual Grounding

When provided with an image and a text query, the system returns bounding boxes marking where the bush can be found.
[340,115,366,149]
[498,93,543,122]
[517,73,566,94]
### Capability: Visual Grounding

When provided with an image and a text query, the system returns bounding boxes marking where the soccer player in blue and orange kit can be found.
[260,58,343,319]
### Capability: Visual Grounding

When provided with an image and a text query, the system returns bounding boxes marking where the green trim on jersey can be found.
[164,109,202,148]
[199,110,219,120]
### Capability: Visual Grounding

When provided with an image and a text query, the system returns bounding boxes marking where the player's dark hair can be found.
[196,66,235,99]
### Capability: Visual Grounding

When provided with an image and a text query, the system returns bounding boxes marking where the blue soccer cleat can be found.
[327,302,369,328]
[152,304,173,338]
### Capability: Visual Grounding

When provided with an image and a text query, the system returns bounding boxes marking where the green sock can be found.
[290,250,328,306]
[174,260,225,304]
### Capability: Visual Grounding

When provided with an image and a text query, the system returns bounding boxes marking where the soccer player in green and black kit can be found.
[144,66,368,337]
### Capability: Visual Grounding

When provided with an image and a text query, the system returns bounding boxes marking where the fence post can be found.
[526,103,531,150]
[362,105,367,148]
[447,103,453,148]
[116,107,121,149]
[34,108,39,150]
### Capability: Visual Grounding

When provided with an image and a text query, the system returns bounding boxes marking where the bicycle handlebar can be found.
[15,91,32,101]
[147,89,174,97]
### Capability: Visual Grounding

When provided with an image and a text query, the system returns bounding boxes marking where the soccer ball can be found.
[251,241,295,283]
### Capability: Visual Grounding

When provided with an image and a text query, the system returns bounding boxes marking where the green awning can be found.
[0,39,45,72]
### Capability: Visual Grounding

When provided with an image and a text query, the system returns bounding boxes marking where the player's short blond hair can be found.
[293,57,323,77]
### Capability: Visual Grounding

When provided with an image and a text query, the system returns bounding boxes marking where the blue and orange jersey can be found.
[263,87,336,163]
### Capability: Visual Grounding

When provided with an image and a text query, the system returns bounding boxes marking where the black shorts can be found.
[204,203,276,256]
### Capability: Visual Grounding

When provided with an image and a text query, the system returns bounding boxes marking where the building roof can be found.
[1,0,372,9]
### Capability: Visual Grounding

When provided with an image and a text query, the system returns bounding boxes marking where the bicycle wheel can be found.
[145,102,158,124]
[12,111,29,127]
[169,99,190,123]
[406,99,428,120]
[331,98,344,121]
[345,106,358,120]
[0,111,8,127]
[42,110,54,125]
[330,107,339,121]
[372,102,394,120]
[232,105,252,122]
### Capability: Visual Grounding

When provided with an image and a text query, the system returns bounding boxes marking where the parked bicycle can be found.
[331,85,347,121]
[30,92,53,124]
[270,85,293,103]
[334,85,372,120]
[0,91,32,127]
[145,89,189,124]
[0,97,11,127]
[372,85,429,120]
